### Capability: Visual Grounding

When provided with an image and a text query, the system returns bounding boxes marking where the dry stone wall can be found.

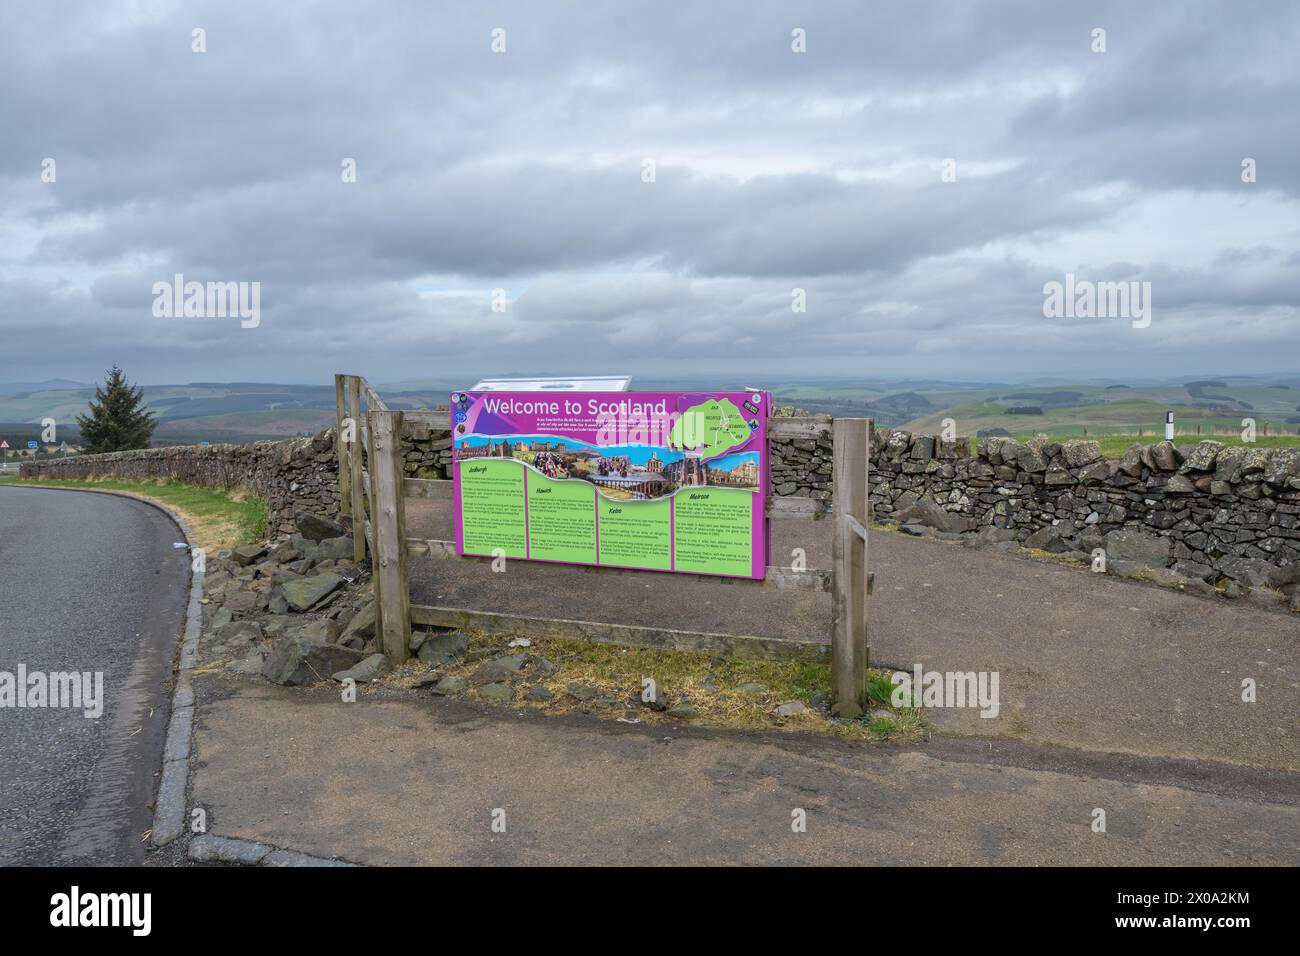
[19,429,342,536]
[769,432,834,501]
[400,421,454,478]
[868,430,1300,587]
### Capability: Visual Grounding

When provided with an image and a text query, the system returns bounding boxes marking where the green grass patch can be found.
[6,477,266,551]
[865,671,897,707]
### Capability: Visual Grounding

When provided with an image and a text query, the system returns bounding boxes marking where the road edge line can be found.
[144,496,202,850]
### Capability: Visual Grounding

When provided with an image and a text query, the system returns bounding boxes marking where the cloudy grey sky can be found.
[2,0,1298,386]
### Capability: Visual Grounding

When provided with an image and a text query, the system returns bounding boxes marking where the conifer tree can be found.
[75,366,157,453]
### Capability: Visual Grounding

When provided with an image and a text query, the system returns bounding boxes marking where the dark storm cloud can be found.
[0,0,1297,385]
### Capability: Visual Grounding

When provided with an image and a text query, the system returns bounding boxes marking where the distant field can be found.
[904,398,1300,439]
[156,407,337,440]
[3,375,1298,446]
[1044,433,1300,459]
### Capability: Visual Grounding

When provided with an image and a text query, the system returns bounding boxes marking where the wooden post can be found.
[366,399,382,638]
[348,376,366,563]
[369,410,410,665]
[830,417,869,717]
[365,391,377,538]
[334,374,351,518]
[865,418,874,615]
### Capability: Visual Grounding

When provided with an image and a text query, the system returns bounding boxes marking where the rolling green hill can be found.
[903,398,1292,438]
[2,375,1297,448]
[902,379,1300,440]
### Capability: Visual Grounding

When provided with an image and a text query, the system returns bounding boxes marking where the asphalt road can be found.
[0,485,189,865]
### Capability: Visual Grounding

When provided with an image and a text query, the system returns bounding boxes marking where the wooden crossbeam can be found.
[767,496,831,518]
[399,409,446,426]
[405,537,833,592]
[334,375,351,518]
[409,604,829,661]
[362,381,388,412]
[404,477,454,499]
[347,376,366,562]
[766,415,833,439]
[844,513,869,543]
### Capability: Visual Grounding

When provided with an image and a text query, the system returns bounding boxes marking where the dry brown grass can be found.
[387,631,924,742]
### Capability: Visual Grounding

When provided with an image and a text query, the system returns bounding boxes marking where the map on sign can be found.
[667,398,753,459]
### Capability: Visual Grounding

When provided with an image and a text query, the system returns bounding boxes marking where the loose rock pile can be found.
[201,510,389,683]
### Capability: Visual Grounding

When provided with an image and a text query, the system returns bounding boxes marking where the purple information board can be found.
[451,390,769,579]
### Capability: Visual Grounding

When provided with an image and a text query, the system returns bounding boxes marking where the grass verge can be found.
[5,476,266,552]
[390,631,923,742]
